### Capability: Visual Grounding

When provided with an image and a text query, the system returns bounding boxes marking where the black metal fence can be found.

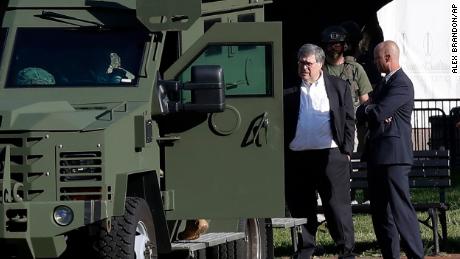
[412,99,460,168]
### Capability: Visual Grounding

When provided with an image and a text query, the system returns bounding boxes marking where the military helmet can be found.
[16,67,56,85]
[321,25,347,43]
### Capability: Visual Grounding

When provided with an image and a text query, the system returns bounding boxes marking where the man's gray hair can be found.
[297,43,325,64]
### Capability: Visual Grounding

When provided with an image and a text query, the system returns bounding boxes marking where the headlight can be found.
[53,206,74,226]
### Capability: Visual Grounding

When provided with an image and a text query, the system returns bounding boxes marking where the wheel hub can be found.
[135,221,153,259]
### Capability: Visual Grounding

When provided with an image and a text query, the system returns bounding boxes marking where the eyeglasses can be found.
[298,60,317,67]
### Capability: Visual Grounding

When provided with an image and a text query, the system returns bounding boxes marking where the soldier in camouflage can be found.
[321,25,373,153]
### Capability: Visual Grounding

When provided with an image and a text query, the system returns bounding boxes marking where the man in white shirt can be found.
[284,43,356,259]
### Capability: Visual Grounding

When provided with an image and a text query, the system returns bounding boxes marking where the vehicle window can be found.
[237,13,255,22]
[6,29,149,88]
[178,44,273,97]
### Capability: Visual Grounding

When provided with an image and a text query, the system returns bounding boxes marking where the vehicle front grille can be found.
[0,135,46,202]
[58,151,103,200]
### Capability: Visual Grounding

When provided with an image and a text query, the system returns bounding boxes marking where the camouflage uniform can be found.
[324,56,372,108]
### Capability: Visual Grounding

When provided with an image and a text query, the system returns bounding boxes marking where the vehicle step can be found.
[271,218,307,228]
[172,232,246,252]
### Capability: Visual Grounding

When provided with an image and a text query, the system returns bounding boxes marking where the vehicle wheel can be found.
[206,241,234,259]
[206,218,272,259]
[238,218,273,259]
[226,241,235,259]
[195,249,208,259]
[235,239,246,259]
[95,197,157,259]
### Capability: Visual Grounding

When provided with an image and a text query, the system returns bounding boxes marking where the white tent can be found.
[378,0,460,99]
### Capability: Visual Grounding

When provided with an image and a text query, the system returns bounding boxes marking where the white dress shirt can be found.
[384,67,400,83]
[289,73,338,151]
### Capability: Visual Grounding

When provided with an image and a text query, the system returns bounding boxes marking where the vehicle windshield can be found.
[6,29,149,88]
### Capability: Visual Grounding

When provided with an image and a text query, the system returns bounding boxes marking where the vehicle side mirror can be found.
[158,65,225,113]
[183,65,225,112]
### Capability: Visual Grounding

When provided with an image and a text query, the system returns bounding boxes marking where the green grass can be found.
[274,170,460,257]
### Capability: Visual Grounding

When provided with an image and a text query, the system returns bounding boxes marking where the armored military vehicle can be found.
[0,0,284,258]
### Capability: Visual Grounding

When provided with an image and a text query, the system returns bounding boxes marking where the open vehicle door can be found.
[162,22,284,219]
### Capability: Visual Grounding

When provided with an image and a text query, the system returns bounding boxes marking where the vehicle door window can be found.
[178,44,273,97]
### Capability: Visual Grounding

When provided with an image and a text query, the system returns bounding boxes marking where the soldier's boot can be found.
[178,219,209,240]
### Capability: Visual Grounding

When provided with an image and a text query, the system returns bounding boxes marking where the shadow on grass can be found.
[320,241,382,257]
[275,237,460,257]
[274,245,294,257]
[274,171,460,257]
[442,236,460,254]
[274,241,381,257]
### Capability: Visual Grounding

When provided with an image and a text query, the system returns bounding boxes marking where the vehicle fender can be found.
[126,171,171,253]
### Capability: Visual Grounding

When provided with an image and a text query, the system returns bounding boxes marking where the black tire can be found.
[207,241,235,259]
[219,243,228,258]
[205,218,273,259]
[95,197,158,259]
[226,241,235,259]
[238,218,273,259]
[235,239,246,259]
[196,249,207,259]
[207,245,220,259]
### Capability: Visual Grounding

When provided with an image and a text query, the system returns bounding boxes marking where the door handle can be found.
[252,112,269,146]
[241,112,269,147]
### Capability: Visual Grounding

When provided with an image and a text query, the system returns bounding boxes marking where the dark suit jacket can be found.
[356,69,414,165]
[284,73,355,156]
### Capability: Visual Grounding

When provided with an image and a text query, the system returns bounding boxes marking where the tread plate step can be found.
[271,218,307,228]
[172,232,245,251]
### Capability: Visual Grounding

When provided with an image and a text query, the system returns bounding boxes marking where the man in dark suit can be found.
[284,43,355,259]
[356,40,424,259]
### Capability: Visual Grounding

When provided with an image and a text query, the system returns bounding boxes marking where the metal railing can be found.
[412,108,447,151]
[413,99,460,168]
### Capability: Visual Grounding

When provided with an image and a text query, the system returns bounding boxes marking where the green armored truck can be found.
[0,0,284,258]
